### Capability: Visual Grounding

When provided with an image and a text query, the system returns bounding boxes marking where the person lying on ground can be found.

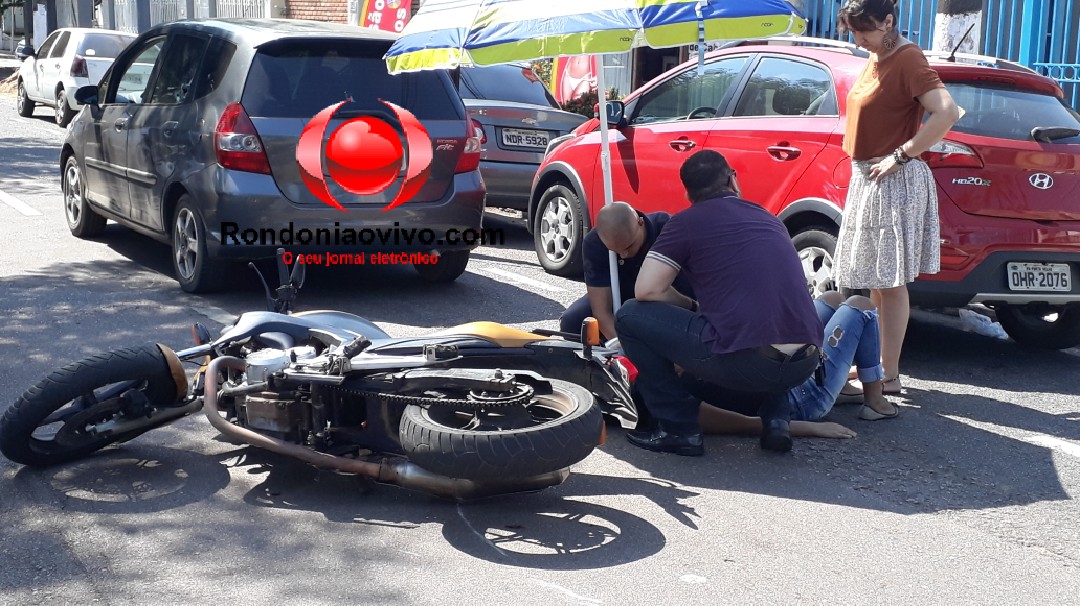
[678,291,898,440]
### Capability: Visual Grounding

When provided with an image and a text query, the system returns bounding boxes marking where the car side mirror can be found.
[15,45,35,60]
[605,100,626,127]
[74,85,100,106]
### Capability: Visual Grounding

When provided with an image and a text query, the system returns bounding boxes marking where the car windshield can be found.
[458,65,559,108]
[76,33,134,58]
[242,40,461,120]
[944,81,1080,143]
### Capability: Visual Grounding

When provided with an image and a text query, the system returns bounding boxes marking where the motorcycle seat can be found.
[430,322,548,348]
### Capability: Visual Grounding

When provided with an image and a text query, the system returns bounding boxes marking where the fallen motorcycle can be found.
[0,253,637,499]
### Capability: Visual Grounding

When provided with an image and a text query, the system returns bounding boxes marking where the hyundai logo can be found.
[1029,173,1054,189]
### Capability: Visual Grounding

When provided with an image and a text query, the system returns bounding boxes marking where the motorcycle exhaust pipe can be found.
[203,357,568,499]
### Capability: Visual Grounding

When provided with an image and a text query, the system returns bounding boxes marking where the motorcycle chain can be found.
[345,383,535,409]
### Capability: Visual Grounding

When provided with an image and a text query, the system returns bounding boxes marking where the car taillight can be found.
[215,102,271,175]
[471,119,487,144]
[923,140,983,169]
[612,355,638,384]
[455,118,482,173]
[70,55,88,78]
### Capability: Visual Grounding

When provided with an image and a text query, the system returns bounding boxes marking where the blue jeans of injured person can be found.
[616,299,819,434]
[787,299,885,421]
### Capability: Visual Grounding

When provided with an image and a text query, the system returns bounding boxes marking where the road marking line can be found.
[470,265,564,292]
[1023,435,1080,459]
[0,190,43,216]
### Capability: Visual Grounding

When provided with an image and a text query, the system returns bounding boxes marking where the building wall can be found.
[287,0,348,23]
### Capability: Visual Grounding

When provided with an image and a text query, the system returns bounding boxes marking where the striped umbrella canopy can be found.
[384,0,806,73]
[383,0,806,314]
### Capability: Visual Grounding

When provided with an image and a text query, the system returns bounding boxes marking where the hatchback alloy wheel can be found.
[62,157,106,237]
[791,228,838,297]
[173,208,200,282]
[17,81,35,118]
[533,183,586,276]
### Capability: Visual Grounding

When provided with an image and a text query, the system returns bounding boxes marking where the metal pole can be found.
[595,54,622,315]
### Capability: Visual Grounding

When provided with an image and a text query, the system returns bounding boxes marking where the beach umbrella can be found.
[385,0,806,312]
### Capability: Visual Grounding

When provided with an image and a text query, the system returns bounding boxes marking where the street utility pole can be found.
[933,0,982,54]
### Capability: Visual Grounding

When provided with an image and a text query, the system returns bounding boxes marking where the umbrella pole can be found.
[595,55,621,318]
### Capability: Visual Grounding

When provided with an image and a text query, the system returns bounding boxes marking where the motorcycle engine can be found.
[238,346,318,440]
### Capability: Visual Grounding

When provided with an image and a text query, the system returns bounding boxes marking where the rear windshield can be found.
[242,40,462,120]
[76,33,134,58]
[458,64,559,108]
[945,82,1080,143]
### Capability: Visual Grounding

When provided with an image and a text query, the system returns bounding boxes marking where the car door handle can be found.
[668,138,697,152]
[114,118,128,131]
[767,145,802,161]
[162,121,179,138]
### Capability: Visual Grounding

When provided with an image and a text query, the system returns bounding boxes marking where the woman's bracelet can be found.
[893,147,913,165]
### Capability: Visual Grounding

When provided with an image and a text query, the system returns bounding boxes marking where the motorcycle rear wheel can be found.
[0,345,181,467]
[399,378,602,482]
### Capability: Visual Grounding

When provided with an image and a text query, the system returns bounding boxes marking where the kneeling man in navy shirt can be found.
[615,150,823,455]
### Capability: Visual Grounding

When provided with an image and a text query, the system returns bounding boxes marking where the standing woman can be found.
[833,0,960,398]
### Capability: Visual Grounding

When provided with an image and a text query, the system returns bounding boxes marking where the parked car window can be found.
[458,65,560,108]
[631,56,749,124]
[943,82,1080,142]
[50,31,71,58]
[35,31,59,59]
[733,57,834,117]
[113,37,166,104]
[242,40,462,120]
[192,36,237,100]
[148,33,209,105]
[76,33,134,58]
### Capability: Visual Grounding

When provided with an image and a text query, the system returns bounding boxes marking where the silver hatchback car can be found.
[458,64,587,211]
[61,19,485,292]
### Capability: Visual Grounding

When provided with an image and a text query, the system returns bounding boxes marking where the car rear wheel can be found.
[533,183,586,277]
[791,227,838,297]
[995,304,1080,350]
[63,156,107,238]
[55,89,77,127]
[413,250,470,283]
[17,80,35,117]
[172,196,227,293]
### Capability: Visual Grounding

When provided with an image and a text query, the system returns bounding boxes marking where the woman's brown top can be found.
[843,43,944,161]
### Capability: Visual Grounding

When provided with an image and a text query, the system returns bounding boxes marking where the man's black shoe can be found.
[626,428,704,456]
[760,418,793,452]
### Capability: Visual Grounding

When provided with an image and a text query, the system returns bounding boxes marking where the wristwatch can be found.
[689,299,699,312]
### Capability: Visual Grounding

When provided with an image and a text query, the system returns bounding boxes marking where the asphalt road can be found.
[1,88,1078,606]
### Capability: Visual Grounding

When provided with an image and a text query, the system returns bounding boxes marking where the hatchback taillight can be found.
[923,140,983,169]
[70,55,88,78]
[456,119,482,173]
[215,102,271,175]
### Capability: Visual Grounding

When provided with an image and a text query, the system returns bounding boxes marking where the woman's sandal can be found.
[835,381,865,404]
[882,375,903,395]
[859,401,899,420]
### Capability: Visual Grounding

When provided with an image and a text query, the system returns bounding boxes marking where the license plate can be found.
[1007,262,1072,291]
[501,128,548,149]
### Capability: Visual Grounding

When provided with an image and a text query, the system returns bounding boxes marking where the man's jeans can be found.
[788,299,885,421]
[616,299,819,434]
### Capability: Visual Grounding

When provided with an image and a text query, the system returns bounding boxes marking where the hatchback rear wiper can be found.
[1031,126,1080,143]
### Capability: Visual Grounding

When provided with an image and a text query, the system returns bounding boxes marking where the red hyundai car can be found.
[528,38,1080,349]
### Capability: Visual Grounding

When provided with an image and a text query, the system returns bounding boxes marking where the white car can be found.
[16,27,136,126]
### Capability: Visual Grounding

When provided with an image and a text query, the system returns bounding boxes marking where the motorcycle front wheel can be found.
[399,378,602,482]
[0,345,183,466]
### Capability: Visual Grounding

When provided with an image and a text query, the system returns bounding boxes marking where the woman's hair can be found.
[836,0,898,34]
